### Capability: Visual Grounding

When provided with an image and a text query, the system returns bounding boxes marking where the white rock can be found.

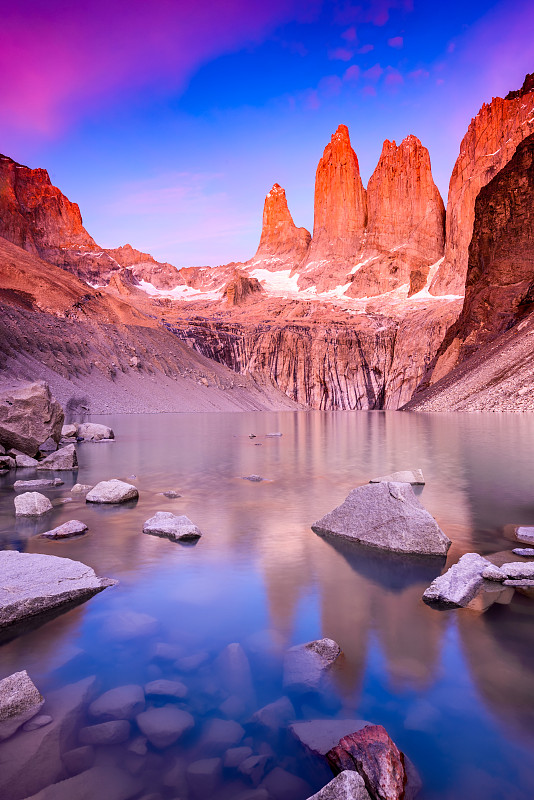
[37,444,78,471]
[136,705,194,748]
[312,482,450,556]
[499,562,534,580]
[0,551,115,630]
[86,479,138,504]
[423,553,492,607]
[39,520,88,539]
[15,453,40,468]
[71,483,93,494]
[77,423,114,441]
[61,424,78,438]
[369,469,425,485]
[14,491,53,516]
[306,771,372,800]
[514,527,534,545]
[0,670,44,740]
[512,548,534,557]
[481,564,507,581]
[143,511,201,541]
[283,638,342,694]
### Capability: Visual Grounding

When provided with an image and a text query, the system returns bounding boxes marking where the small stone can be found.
[242,475,264,482]
[71,483,93,494]
[14,478,63,490]
[161,491,181,498]
[22,714,53,731]
[39,520,88,539]
[136,706,194,748]
[61,424,78,439]
[0,670,44,740]
[0,455,16,469]
[200,718,245,753]
[512,548,534,557]
[89,685,145,720]
[86,479,138,504]
[63,745,95,776]
[283,638,342,694]
[144,679,188,700]
[14,491,53,516]
[37,444,78,470]
[143,511,202,541]
[79,720,131,745]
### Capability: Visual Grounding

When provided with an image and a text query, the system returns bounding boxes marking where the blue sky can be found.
[1,0,533,266]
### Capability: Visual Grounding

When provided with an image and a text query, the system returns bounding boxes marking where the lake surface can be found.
[1,410,534,800]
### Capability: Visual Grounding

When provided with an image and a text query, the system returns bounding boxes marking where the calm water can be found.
[1,410,534,800]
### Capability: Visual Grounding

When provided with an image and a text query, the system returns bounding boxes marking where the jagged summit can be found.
[249,182,310,270]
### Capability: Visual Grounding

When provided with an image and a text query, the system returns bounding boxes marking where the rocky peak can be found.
[249,183,310,270]
[302,124,367,274]
[105,244,182,290]
[430,75,534,295]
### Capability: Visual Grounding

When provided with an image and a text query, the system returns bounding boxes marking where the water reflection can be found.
[0,411,533,799]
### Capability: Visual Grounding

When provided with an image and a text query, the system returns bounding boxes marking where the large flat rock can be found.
[86,479,138,504]
[312,483,450,556]
[423,553,492,608]
[0,551,115,632]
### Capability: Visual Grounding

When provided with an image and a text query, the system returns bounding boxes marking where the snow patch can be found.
[137,279,223,301]
[249,269,301,294]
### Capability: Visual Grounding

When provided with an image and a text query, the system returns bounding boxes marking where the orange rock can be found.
[430,73,534,296]
[223,270,264,306]
[250,183,310,270]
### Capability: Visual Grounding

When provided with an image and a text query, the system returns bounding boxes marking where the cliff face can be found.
[105,244,183,290]
[222,270,264,306]
[299,125,367,290]
[417,132,534,391]
[347,135,445,298]
[249,183,310,269]
[430,74,534,296]
[0,154,120,284]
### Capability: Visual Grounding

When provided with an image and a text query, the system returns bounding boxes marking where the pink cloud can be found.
[362,85,377,97]
[363,63,384,82]
[334,0,413,26]
[341,27,358,42]
[388,36,404,48]
[358,44,375,54]
[385,67,404,86]
[318,75,344,97]
[408,68,430,81]
[329,47,355,61]
[0,0,321,134]
[343,65,361,81]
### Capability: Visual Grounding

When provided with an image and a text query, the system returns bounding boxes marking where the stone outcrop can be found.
[249,183,310,269]
[411,132,534,402]
[422,553,492,607]
[0,381,63,456]
[222,270,264,306]
[300,125,367,289]
[0,154,119,284]
[430,73,534,295]
[348,136,445,298]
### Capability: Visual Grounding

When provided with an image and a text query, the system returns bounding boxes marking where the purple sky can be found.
[1,0,533,266]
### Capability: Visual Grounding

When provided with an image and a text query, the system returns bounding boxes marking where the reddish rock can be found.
[326,725,407,800]
[249,183,310,269]
[223,270,264,306]
[430,73,534,296]
[348,136,445,298]
[0,154,118,284]
[105,244,183,290]
[300,125,367,289]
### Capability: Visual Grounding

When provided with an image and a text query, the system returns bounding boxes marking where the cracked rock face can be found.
[0,551,116,631]
[312,482,451,556]
[0,381,63,457]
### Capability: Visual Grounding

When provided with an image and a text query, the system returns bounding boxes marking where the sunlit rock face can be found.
[299,124,367,291]
[346,135,445,299]
[430,73,534,296]
[105,244,183,291]
[249,183,311,270]
[0,155,119,284]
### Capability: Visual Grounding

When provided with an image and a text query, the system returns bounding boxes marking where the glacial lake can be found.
[1,410,533,800]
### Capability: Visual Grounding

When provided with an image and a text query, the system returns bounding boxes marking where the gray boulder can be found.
[423,553,492,607]
[14,491,53,516]
[0,382,63,456]
[0,551,115,630]
[14,452,40,468]
[136,705,194,748]
[283,638,342,694]
[306,771,372,800]
[312,483,450,556]
[71,484,93,494]
[369,469,425,485]
[77,423,114,441]
[514,527,534,545]
[143,511,202,541]
[88,685,145,720]
[14,478,63,490]
[86,479,138,504]
[0,670,44,741]
[38,444,78,471]
[61,424,78,439]
[39,520,88,540]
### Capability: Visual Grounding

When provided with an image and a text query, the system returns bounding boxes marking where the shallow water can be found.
[1,410,534,800]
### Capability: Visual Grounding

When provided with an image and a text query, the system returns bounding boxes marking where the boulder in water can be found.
[0,382,63,456]
[86,479,138,504]
[14,491,53,516]
[143,511,201,541]
[0,670,44,741]
[37,444,78,471]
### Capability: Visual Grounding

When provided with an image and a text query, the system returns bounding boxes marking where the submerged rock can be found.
[0,382,63,457]
[88,685,145,721]
[0,670,44,741]
[161,490,181,498]
[0,551,115,631]
[0,455,16,470]
[39,520,88,539]
[369,469,425,485]
[422,553,491,607]
[14,478,63,490]
[79,719,131,745]
[306,771,372,800]
[187,757,222,797]
[143,511,202,541]
[283,638,342,694]
[312,483,450,556]
[327,724,415,800]
[250,696,295,735]
[77,423,114,441]
[144,679,187,700]
[86,479,138,504]
[136,705,194,748]
[20,765,139,800]
[14,491,53,516]
[214,643,256,710]
[37,444,78,471]
[290,719,370,759]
